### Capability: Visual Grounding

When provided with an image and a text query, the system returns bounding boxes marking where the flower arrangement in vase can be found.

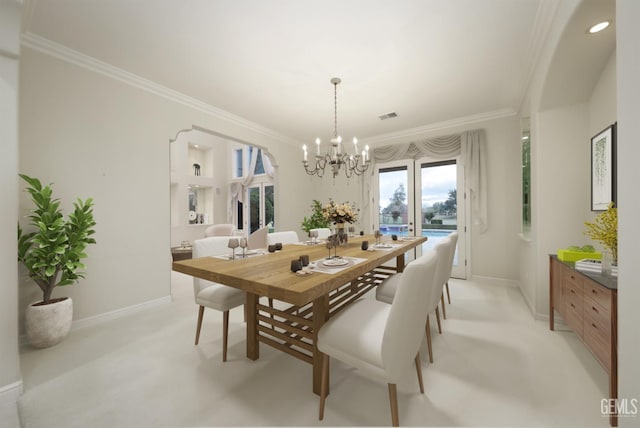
[584,201,617,273]
[322,200,358,246]
[321,200,358,225]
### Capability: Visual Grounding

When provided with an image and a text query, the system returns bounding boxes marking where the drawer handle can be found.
[570,303,575,309]
[591,289,598,295]
[592,323,598,329]
[592,306,599,313]
[570,289,576,294]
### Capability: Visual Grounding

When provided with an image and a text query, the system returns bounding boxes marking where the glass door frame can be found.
[246,178,274,234]
[415,156,468,279]
[373,157,469,279]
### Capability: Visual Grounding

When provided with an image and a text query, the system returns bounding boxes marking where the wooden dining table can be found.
[172,234,427,395]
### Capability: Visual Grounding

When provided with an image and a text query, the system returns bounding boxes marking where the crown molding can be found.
[20,32,301,147]
[362,108,517,146]
[518,0,561,112]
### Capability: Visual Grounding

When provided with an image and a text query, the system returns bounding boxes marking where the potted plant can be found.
[17,174,96,348]
[301,199,331,233]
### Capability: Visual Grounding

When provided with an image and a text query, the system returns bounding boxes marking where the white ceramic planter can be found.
[25,297,73,348]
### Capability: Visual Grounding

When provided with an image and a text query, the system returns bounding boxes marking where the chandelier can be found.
[302,77,369,178]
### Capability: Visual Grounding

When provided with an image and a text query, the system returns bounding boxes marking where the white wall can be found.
[589,50,617,135]
[0,0,22,403]
[18,46,308,329]
[616,0,640,422]
[534,103,591,317]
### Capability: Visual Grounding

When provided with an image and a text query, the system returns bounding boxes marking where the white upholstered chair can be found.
[317,251,439,427]
[204,223,237,237]
[192,236,245,362]
[376,237,452,363]
[443,231,458,306]
[309,228,332,239]
[266,230,300,245]
[247,226,269,250]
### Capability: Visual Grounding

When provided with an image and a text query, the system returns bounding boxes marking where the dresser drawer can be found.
[584,318,612,373]
[584,304,611,344]
[564,302,583,338]
[563,268,583,290]
[564,283,583,314]
[584,282,612,313]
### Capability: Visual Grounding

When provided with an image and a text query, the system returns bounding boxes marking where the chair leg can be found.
[441,293,447,319]
[446,281,451,304]
[222,310,229,362]
[319,353,329,420]
[195,305,205,345]
[414,353,424,393]
[435,307,442,334]
[425,315,434,363]
[388,383,400,427]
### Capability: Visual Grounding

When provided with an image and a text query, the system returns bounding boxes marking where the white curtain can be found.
[369,129,487,233]
[228,148,273,224]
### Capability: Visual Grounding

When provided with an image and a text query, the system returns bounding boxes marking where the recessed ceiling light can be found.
[588,20,611,34]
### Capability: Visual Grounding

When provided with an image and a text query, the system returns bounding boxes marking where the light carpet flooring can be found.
[6,272,611,427]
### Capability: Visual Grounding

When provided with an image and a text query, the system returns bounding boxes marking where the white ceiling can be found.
[20,0,613,145]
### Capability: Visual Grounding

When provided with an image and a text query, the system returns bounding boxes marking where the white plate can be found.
[322,258,349,267]
[375,244,393,249]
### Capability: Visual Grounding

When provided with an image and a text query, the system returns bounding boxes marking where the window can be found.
[521,118,531,234]
[234,149,243,178]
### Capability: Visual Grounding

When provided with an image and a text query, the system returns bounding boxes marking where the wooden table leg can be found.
[246,292,259,360]
[396,254,406,273]
[312,294,330,395]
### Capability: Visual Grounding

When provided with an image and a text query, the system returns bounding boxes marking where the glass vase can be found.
[602,248,614,276]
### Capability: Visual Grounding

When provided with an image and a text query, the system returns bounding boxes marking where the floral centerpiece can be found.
[322,200,358,224]
[584,201,617,265]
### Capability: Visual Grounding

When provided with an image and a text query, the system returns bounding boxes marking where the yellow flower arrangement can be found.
[584,201,617,263]
[322,200,358,224]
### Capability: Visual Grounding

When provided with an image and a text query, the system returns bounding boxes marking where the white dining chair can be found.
[424,237,453,362]
[266,230,300,245]
[192,236,245,362]
[317,251,438,427]
[376,238,452,363]
[309,228,332,239]
[444,231,459,306]
[204,223,237,237]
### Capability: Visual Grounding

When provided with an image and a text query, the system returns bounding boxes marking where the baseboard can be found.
[20,295,172,345]
[0,380,23,406]
[471,275,519,288]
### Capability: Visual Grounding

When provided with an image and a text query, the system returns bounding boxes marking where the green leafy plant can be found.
[584,201,617,263]
[17,174,96,303]
[301,199,331,232]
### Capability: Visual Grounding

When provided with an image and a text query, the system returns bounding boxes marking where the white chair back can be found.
[447,232,459,277]
[204,223,237,237]
[428,237,452,312]
[310,228,332,239]
[266,230,300,245]
[381,251,438,382]
[192,236,233,296]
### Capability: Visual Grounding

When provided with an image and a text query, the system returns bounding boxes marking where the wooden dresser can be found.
[549,255,618,426]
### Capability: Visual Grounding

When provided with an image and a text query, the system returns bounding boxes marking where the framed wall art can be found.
[591,123,616,211]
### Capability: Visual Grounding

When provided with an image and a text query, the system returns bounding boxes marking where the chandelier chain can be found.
[333,80,338,139]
